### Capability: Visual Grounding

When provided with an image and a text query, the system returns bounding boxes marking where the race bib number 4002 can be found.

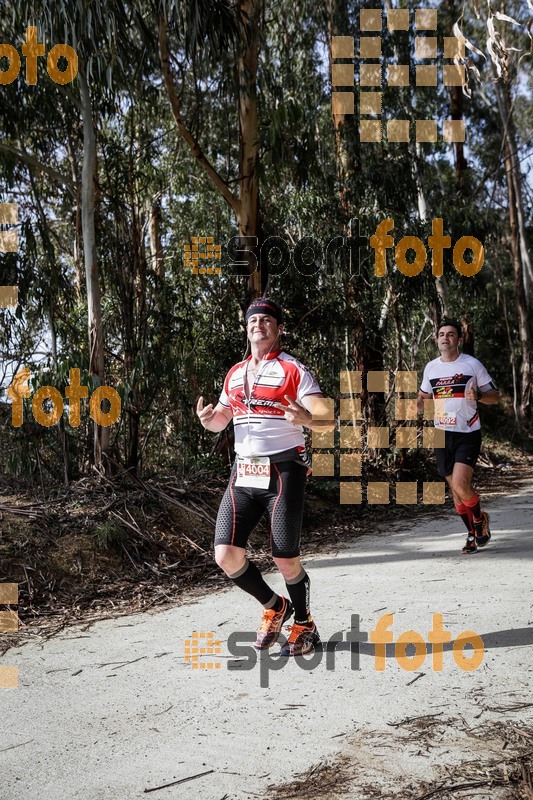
[235,456,271,488]
[437,413,457,426]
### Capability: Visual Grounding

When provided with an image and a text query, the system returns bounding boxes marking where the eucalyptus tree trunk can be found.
[414,141,449,318]
[502,88,533,297]
[449,84,468,190]
[158,3,261,298]
[447,0,467,190]
[149,196,164,279]
[325,0,359,213]
[383,0,449,318]
[79,70,109,469]
[326,0,385,430]
[496,80,532,425]
[30,171,74,484]
[66,131,83,299]
[125,114,149,473]
[237,0,261,296]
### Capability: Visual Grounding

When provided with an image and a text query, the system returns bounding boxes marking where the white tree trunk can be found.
[79,70,109,469]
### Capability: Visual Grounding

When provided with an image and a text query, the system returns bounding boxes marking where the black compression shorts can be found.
[435,429,482,477]
[214,457,308,557]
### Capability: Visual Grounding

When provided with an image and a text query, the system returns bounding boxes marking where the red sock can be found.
[455,503,474,532]
[463,492,482,523]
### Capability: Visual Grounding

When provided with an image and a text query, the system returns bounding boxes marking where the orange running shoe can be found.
[253,596,293,651]
[279,621,321,656]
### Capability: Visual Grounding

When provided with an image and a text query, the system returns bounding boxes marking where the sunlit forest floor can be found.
[1,436,531,654]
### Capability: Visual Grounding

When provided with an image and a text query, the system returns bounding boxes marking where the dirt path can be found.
[1,479,532,799]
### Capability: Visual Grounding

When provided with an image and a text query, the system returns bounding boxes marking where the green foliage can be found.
[0,0,531,484]
[93,520,128,551]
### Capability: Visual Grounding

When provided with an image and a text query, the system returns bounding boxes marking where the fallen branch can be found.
[0,503,43,519]
[406,672,426,686]
[0,739,34,753]
[144,769,214,793]
[417,779,505,799]
[387,712,443,728]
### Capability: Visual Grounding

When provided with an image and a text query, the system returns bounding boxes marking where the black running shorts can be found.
[214,458,308,558]
[435,429,482,477]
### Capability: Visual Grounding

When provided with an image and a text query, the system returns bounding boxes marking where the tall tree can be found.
[464,0,532,422]
[157,0,262,297]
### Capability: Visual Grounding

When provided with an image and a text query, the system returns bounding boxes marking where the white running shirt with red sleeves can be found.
[420,353,497,433]
[218,349,322,457]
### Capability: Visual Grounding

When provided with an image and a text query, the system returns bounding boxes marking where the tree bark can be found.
[326,0,386,430]
[237,0,261,297]
[79,70,110,469]
[450,84,468,189]
[326,0,359,213]
[158,7,261,297]
[445,0,467,191]
[497,81,532,424]
[460,316,475,355]
[149,196,164,279]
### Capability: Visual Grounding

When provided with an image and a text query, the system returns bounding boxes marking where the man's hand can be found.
[273,395,312,427]
[196,397,232,432]
[465,387,500,405]
[274,395,335,431]
[196,396,216,427]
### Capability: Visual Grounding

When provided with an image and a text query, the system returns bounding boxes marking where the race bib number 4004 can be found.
[235,456,271,488]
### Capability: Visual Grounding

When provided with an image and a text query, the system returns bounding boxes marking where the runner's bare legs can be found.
[445,463,475,505]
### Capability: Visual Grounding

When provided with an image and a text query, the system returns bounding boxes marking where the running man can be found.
[196,298,333,655]
[417,318,499,554]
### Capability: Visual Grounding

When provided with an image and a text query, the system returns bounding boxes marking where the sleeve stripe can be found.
[479,381,498,392]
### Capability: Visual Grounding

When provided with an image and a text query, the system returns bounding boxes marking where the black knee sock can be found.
[285,569,311,624]
[228,559,276,607]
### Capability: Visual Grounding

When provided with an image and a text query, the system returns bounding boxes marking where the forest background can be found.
[0,0,531,494]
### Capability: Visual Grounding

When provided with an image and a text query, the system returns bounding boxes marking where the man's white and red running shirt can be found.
[420,353,497,433]
[218,349,322,457]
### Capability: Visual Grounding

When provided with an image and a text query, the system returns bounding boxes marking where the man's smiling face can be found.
[247,313,282,347]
